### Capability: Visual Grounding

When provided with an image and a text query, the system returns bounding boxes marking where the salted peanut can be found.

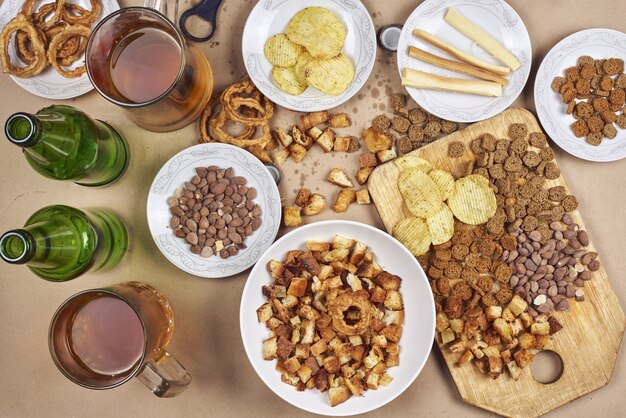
[294,188,311,207]
[300,111,329,130]
[356,189,371,205]
[275,127,293,147]
[333,136,351,152]
[272,148,290,165]
[328,113,352,128]
[333,189,356,212]
[315,128,336,153]
[356,167,374,185]
[327,168,354,188]
[376,147,398,163]
[289,143,308,163]
[302,193,327,216]
[283,206,302,227]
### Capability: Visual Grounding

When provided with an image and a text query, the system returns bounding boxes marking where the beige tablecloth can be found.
[0,0,625,416]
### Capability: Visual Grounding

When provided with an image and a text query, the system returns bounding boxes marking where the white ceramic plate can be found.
[0,0,119,99]
[397,0,531,123]
[240,220,436,416]
[535,28,626,162]
[241,0,376,112]
[147,143,281,278]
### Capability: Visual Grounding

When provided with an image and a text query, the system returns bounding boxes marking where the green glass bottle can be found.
[4,105,129,187]
[0,205,128,281]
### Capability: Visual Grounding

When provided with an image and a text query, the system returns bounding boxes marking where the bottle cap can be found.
[378,25,403,52]
[264,164,281,185]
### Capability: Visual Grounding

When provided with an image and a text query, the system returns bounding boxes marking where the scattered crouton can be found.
[275,127,293,148]
[272,148,289,165]
[359,152,378,168]
[302,193,327,216]
[327,168,354,188]
[362,127,393,152]
[376,147,397,163]
[333,136,351,152]
[283,206,302,227]
[356,189,371,205]
[289,143,307,163]
[356,167,374,185]
[328,113,352,128]
[294,188,310,207]
[292,126,313,148]
[315,128,335,153]
[300,111,329,130]
[332,189,356,213]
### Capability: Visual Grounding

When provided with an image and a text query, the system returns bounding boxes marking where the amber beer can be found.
[86,7,213,132]
[49,282,190,396]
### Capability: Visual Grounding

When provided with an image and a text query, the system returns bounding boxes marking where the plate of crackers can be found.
[241,0,376,112]
[397,0,531,123]
[0,0,118,99]
[535,28,626,162]
[240,220,435,416]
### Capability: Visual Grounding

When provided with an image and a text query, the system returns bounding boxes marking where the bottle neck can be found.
[0,230,36,264]
[4,113,42,147]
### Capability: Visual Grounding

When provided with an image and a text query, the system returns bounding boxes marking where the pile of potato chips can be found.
[264,7,355,96]
[392,155,497,256]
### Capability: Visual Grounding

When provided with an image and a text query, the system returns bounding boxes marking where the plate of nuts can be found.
[147,143,282,278]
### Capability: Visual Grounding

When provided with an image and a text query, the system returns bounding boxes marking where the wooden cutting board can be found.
[368,108,625,417]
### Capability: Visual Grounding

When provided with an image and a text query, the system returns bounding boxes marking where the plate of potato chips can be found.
[242,0,376,111]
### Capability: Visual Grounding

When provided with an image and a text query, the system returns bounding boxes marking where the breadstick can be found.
[401,68,502,97]
[444,7,521,71]
[408,46,508,86]
[413,29,510,76]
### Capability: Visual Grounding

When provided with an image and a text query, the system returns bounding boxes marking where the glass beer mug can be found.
[86,7,213,132]
[48,282,191,397]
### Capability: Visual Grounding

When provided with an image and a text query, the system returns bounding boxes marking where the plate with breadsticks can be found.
[397,0,531,123]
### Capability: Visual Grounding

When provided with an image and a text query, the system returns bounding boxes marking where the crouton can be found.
[507,295,528,316]
[327,168,354,188]
[500,349,512,364]
[485,305,502,321]
[376,147,398,163]
[379,374,393,387]
[274,127,293,147]
[448,339,466,353]
[518,332,535,350]
[488,355,503,376]
[333,136,351,152]
[283,206,302,227]
[284,356,301,373]
[308,126,323,140]
[306,240,330,252]
[514,349,534,368]
[313,369,329,392]
[356,167,374,185]
[363,127,393,152]
[440,328,455,344]
[328,113,352,128]
[359,152,378,168]
[323,356,341,374]
[315,128,336,153]
[294,188,310,207]
[277,337,295,360]
[366,373,380,390]
[506,360,522,380]
[310,339,328,356]
[329,385,351,407]
[531,321,550,335]
[356,189,371,205]
[287,277,308,297]
[375,271,402,291]
[292,126,313,148]
[493,318,513,342]
[455,349,474,367]
[295,344,311,359]
[382,310,404,326]
[257,303,273,323]
[449,318,464,334]
[272,148,290,165]
[332,189,356,213]
[263,336,278,360]
[332,235,355,250]
[384,290,404,310]
[289,143,307,163]
[265,135,279,151]
[300,111,329,130]
[380,324,403,342]
[300,193,326,216]
[267,259,284,281]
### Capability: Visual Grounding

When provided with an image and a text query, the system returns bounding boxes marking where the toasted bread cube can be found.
[346,273,362,291]
[272,148,290,165]
[382,310,404,326]
[281,295,299,308]
[381,324,402,343]
[511,318,524,337]
[379,374,393,387]
[328,385,351,407]
[485,305,503,321]
[348,335,363,346]
[455,349,474,367]
[375,271,402,291]
[287,277,308,297]
[356,189,371,205]
[371,362,387,375]
[325,275,343,289]
[500,349,512,364]
[534,335,550,349]
[501,308,516,323]
[327,168,354,188]
[507,295,528,316]
[289,143,307,163]
[308,126,323,140]
[332,189,356,213]
[321,248,349,263]
[440,329,455,344]
[449,318,464,334]
[464,318,480,338]
[306,240,330,253]
[355,167,374,186]
[493,318,513,343]
[310,339,328,357]
[359,152,378,168]
[384,290,404,310]
[376,147,397,163]
[333,136,351,152]
[298,304,319,321]
[331,235,355,250]
[295,344,311,359]
[531,322,550,336]
[263,336,278,360]
[518,332,535,350]
[474,358,488,374]
[482,345,500,358]
[506,360,522,380]
[300,193,326,216]
[488,355,503,375]
[344,376,364,396]
[266,317,284,331]
[535,314,549,323]
[274,127,293,148]
[314,128,335,153]
[372,335,388,348]
[265,135,279,151]
[328,112,352,128]
[448,338,466,353]
[348,241,367,265]
[300,319,315,344]
[292,126,313,149]
[351,345,366,362]
[365,373,380,390]
[283,206,302,227]
[257,303,273,323]
[290,315,301,326]
[281,372,300,387]
[519,312,534,329]
[296,364,313,383]
[341,365,356,379]
[470,344,485,359]
[284,356,301,373]
[323,356,341,374]
[363,127,392,152]
[514,349,534,368]
[385,352,399,367]
[300,111,329,130]
[294,188,310,207]
[267,259,284,282]
[364,351,381,369]
[370,286,387,304]
[318,264,334,281]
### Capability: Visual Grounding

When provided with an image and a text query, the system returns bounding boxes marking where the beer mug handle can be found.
[137,351,192,397]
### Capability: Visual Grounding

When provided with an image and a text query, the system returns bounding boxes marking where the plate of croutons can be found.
[240,220,435,415]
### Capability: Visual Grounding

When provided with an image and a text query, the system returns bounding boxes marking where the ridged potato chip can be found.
[272,66,307,95]
[448,174,497,225]
[428,169,455,201]
[286,7,346,59]
[426,204,455,245]
[394,155,432,173]
[305,54,355,95]
[264,33,305,67]
[393,217,432,256]
[294,51,313,85]
[399,169,443,218]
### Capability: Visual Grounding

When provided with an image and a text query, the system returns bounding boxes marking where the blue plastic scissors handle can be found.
[179,0,223,43]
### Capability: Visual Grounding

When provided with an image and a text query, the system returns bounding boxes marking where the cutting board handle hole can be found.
[530,350,564,384]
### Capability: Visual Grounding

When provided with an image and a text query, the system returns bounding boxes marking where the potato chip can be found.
[294,51,313,85]
[447,174,497,225]
[428,169,455,201]
[399,169,443,218]
[286,7,346,59]
[394,155,432,173]
[426,204,454,245]
[272,66,307,95]
[264,33,305,67]
[393,217,432,256]
[305,54,355,95]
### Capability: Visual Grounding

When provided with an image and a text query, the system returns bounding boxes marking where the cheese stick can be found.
[401,68,502,97]
[408,46,508,86]
[444,7,521,71]
[413,29,510,76]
